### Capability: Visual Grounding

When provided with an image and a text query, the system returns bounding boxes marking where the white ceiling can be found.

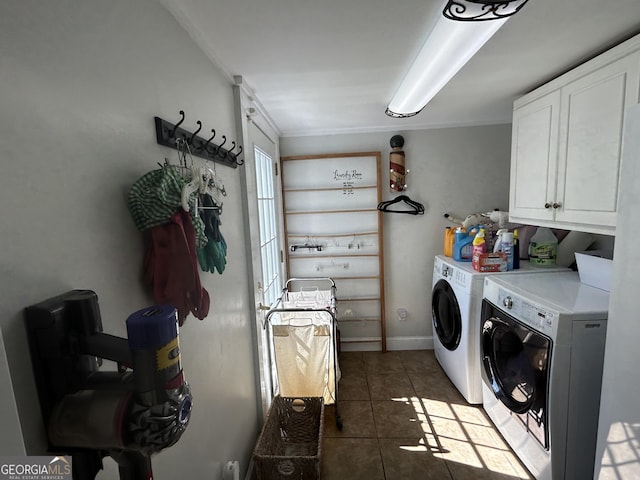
[162,0,640,137]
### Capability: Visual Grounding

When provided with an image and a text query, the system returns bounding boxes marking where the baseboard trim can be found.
[386,336,433,351]
[340,336,433,352]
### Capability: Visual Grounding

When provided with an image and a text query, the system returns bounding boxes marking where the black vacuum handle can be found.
[111,451,153,480]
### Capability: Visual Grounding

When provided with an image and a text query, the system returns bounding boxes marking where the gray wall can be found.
[281,125,512,348]
[595,104,640,479]
[0,1,259,478]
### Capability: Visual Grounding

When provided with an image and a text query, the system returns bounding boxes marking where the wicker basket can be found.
[253,396,324,480]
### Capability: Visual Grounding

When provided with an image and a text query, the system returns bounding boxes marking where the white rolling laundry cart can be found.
[264,277,342,430]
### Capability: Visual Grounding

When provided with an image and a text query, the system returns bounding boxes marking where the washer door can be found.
[481,314,550,414]
[432,279,462,351]
[480,300,551,449]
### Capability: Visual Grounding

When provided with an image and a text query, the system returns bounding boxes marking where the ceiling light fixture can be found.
[443,0,530,22]
[385,1,528,118]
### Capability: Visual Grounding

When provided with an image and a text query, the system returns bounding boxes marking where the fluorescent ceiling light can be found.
[386,15,507,118]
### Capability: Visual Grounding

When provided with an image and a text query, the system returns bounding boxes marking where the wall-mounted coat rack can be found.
[154,110,244,168]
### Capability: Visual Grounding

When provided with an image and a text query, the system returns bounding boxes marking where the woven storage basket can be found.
[253,396,324,480]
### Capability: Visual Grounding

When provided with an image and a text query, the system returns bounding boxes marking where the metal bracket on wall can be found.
[154,110,244,168]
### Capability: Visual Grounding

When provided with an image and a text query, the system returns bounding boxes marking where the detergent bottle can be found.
[453,227,476,262]
[443,227,455,257]
[529,227,558,267]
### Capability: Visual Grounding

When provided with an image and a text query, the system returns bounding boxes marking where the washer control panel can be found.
[497,289,556,336]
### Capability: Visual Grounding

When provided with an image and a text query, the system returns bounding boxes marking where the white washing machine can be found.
[431,255,567,404]
[480,272,609,480]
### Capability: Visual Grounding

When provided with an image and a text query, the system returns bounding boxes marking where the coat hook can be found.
[216,135,227,156]
[226,141,238,164]
[235,145,244,166]
[190,120,202,146]
[191,120,202,145]
[170,110,185,139]
[205,129,216,153]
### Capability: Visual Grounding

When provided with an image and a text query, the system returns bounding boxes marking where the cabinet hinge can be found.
[280,250,284,263]
[274,162,279,176]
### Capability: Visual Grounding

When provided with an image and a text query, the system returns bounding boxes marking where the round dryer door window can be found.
[432,279,462,350]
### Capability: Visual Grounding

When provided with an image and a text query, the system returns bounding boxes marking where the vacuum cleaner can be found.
[24,290,192,480]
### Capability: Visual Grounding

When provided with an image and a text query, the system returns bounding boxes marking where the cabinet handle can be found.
[544,202,552,209]
[553,202,561,209]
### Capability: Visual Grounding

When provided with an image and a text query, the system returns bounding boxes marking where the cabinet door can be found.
[509,91,561,222]
[556,53,640,229]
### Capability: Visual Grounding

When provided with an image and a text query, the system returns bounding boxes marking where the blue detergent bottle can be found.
[453,226,478,262]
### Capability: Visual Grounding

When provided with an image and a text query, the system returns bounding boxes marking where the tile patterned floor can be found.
[321,350,533,480]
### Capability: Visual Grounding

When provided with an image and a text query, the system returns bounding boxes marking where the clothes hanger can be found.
[290,236,323,252]
[178,139,201,212]
[377,194,425,215]
[202,141,227,206]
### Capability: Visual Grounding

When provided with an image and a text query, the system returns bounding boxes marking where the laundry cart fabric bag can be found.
[272,314,336,403]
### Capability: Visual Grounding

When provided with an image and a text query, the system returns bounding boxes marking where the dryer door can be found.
[432,279,462,351]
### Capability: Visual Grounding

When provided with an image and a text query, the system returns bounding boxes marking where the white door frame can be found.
[233,81,285,421]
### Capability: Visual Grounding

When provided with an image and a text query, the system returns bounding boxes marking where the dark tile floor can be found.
[321,350,533,480]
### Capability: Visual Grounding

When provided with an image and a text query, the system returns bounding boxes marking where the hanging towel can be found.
[144,209,210,325]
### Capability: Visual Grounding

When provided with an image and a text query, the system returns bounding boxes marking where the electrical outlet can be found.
[397,308,408,321]
[223,461,240,480]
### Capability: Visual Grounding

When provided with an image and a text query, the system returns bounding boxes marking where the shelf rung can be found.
[339,297,381,302]
[286,208,376,215]
[288,231,379,238]
[338,317,380,323]
[284,185,377,192]
[339,338,382,344]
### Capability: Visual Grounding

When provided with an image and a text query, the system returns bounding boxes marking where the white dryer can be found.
[480,272,609,480]
[431,255,566,404]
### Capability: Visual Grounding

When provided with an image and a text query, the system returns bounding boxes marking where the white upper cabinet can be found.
[510,90,561,223]
[509,34,640,235]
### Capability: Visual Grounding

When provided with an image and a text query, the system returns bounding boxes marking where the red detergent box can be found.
[473,252,507,272]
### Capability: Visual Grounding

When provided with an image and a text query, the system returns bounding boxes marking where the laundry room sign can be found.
[333,168,364,194]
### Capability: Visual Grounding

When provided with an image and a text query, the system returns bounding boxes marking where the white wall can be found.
[281,125,512,349]
[0,1,259,478]
[595,104,640,479]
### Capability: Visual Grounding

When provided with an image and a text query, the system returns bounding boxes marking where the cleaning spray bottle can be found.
[502,231,514,271]
[471,227,486,271]
[493,229,514,270]
[472,228,486,257]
